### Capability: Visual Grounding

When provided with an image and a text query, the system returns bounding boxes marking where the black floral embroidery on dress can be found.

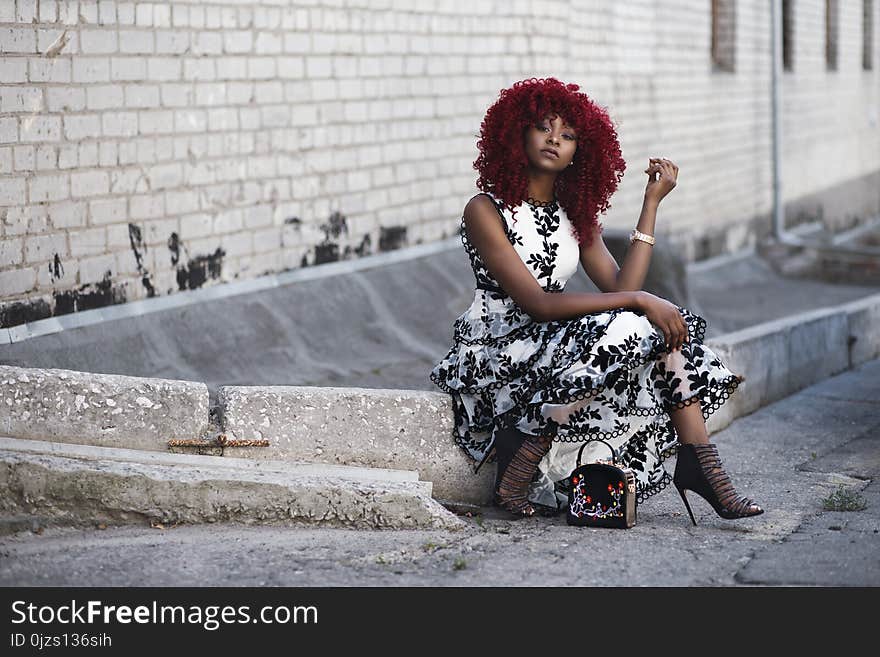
[525,203,561,288]
[431,190,745,507]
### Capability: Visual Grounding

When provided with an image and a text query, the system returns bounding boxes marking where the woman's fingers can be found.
[666,322,677,351]
[672,325,683,351]
[663,314,688,351]
[678,317,687,348]
[675,316,688,350]
[647,158,678,181]
[650,300,691,351]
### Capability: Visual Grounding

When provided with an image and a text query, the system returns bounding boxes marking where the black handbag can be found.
[566,439,637,528]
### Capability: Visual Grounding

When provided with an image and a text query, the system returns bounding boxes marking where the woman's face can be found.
[523,113,578,172]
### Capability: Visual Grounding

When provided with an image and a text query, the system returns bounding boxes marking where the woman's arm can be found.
[616,196,658,292]
[578,197,657,294]
[577,197,657,293]
[463,195,644,322]
[580,159,677,293]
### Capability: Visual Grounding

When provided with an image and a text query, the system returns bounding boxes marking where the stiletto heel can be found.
[673,442,764,524]
[474,444,495,475]
[675,484,697,526]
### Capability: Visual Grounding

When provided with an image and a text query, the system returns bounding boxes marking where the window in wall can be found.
[865,0,875,70]
[783,0,794,71]
[826,0,839,71]
[711,0,736,72]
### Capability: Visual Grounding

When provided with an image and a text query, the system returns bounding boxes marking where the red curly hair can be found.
[473,77,626,248]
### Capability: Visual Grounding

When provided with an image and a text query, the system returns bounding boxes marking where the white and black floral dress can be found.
[429,190,745,510]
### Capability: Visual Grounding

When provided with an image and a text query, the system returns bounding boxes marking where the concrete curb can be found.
[216,384,487,507]
[705,291,880,435]
[1,291,878,509]
[0,436,465,531]
[0,365,209,450]
[840,292,880,366]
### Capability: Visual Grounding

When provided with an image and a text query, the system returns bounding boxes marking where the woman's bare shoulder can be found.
[463,193,503,227]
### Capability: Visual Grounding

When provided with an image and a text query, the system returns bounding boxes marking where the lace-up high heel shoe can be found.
[492,427,552,519]
[673,442,764,526]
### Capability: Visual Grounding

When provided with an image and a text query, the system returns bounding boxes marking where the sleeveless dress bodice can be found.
[454,191,580,345]
[463,191,580,297]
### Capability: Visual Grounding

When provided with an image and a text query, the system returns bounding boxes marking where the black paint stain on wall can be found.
[53,270,128,316]
[343,234,371,259]
[284,216,301,225]
[128,223,155,297]
[0,271,129,329]
[176,246,225,291]
[379,226,407,252]
[168,232,182,266]
[313,243,339,265]
[3,232,227,330]
[304,210,350,266]
[49,253,64,282]
[322,211,348,240]
[298,211,387,267]
[140,273,155,297]
[355,233,372,256]
[0,298,52,329]
[128,223,146,269]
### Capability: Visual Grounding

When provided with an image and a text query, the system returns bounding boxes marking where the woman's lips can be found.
[541,149,559,159]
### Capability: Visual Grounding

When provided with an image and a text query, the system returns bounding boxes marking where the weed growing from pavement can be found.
[452,557,467,570]
[822,484,867,511]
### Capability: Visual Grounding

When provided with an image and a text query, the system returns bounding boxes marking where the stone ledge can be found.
[0,436,463,531]
[839,292,880,367]
[0,365,209,450]
[705,291,880,434]
[217,385,491,507]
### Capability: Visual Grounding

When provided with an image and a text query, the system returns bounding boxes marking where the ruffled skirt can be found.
[429,289,745,509]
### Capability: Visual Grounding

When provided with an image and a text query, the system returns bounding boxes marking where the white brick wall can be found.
[1,0,879,326]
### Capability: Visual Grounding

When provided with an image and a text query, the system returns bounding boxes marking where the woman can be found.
[429,77,764,523]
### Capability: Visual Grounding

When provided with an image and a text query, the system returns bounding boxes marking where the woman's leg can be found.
[668,397,763,518]
[496,433,553,515]
[668,398,710,445]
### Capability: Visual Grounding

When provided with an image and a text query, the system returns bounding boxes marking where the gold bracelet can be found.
[629,228,655,245]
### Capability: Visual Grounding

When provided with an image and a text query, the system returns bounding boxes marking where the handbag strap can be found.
[575,439,618,468]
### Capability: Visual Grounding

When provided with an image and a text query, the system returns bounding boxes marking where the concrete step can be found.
[0,436,466,532]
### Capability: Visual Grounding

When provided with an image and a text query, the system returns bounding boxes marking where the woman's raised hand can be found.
[634,291,689,352]
[643,157,678,205]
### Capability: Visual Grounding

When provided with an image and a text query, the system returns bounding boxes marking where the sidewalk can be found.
[2,357,877,587]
